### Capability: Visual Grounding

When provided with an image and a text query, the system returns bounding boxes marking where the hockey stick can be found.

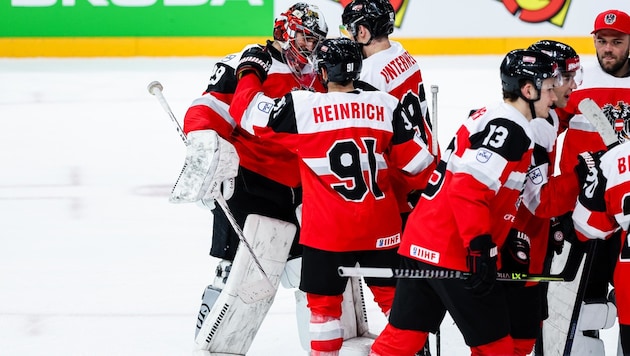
[338,266,568,282]
[147,80,276,303]
[578,98,618,148]
[430,85,439,157]
[430,84,441,356]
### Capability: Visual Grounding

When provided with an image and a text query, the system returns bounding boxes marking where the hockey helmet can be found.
[500,49,560,95]
[315,37,363,83]
[528,40,582,85]
[273,3,328,68]
[340,0,395,40]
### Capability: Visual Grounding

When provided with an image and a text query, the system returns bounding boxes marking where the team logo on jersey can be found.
[257,101,274,113]
[409,244,440,264]
[602,101,630,143]
[376,233,401,248]
[476,148,493,163]
[527,167,544,185]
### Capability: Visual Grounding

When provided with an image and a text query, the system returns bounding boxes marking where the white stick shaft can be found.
[147,81,189,145]
[147,80,271,282]
[430,85,439,156]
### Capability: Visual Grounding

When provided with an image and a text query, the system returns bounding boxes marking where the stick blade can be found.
[578,98,617,147]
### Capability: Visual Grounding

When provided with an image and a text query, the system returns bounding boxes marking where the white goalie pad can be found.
[193,214,296,356]
[170,129,239,204]
[339,276,376,356]
[543,240,587,356]
[577,301,617,331]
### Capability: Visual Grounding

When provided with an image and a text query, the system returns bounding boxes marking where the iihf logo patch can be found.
[476,148,492,163]
[528,167,544,185]
[257,101,274,113]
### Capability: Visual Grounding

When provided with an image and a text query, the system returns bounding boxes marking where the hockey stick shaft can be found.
[147,80,270,281]
[338,266,567,282]
[147,81,189,145]
[430,85,439,156]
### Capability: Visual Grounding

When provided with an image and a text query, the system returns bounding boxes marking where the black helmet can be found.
[527,40,581,73]
[341,0,395,39]
[316,37,363,83]
[500,49,559,95]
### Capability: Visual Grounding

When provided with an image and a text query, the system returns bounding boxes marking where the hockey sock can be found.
[368,285,395,315]
[307,294,344,353]
[512,338,536,356]
[370,323,428,356]
[470,335,514,356]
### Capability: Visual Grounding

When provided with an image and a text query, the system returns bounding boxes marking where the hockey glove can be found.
[235,46,272,82]
[575,151,607,212]
[465,234,498,297]
[500,229,530,287]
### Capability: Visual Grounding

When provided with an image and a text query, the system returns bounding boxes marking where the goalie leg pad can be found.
[569,331,605,356]
[170,129,239,204]
[193,214,296,355]
[577,300,617,331]
[338,277,378,356]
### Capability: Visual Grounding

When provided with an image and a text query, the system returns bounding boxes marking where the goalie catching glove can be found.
[465,234,498,297]
[169,129,239,208]
[236,46,272,82]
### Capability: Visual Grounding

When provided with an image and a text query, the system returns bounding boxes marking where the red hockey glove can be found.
[235,46,272,82]
[465,234,498,297]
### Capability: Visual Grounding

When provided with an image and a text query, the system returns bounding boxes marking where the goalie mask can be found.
[273,3,328,84]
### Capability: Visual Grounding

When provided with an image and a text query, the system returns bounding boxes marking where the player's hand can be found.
[575,151,604,188]
[236,46,272,82]
[576,151,607,212]
[500,229,530,287]
[465,234,498,297]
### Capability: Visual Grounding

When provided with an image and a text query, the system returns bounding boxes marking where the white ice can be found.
[0,55,619,355]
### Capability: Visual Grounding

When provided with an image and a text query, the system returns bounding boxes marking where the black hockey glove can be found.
[465,234,498,297]
[236,46,272,82]
[500,229,530,287]
[575,151,607,212]
[549,211,577,254]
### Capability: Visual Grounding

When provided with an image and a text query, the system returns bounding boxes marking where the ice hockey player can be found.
[339,1,439,354]
[341,0,438,224]
[497,40,583,355]
[368,49,560,356]
[228,36,436,356]
[552,8,630,354]
[572,143,630,355]
[169,3,329,355]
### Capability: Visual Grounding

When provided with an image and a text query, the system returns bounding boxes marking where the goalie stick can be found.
[147,80,276,303]
[338,266,568,282]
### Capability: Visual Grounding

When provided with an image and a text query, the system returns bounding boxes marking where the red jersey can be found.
[572,142,630,323]
[360,41,438,213]
[399,103,534,271]
[559,62,630,175]
[182,41,325,188]
[229,75,435,252]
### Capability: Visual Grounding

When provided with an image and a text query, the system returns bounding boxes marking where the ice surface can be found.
[0,55,618,355]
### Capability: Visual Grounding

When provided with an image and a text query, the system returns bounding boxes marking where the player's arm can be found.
[449,117,532,245]
[387,100,436,190]
[183,55,239,138]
